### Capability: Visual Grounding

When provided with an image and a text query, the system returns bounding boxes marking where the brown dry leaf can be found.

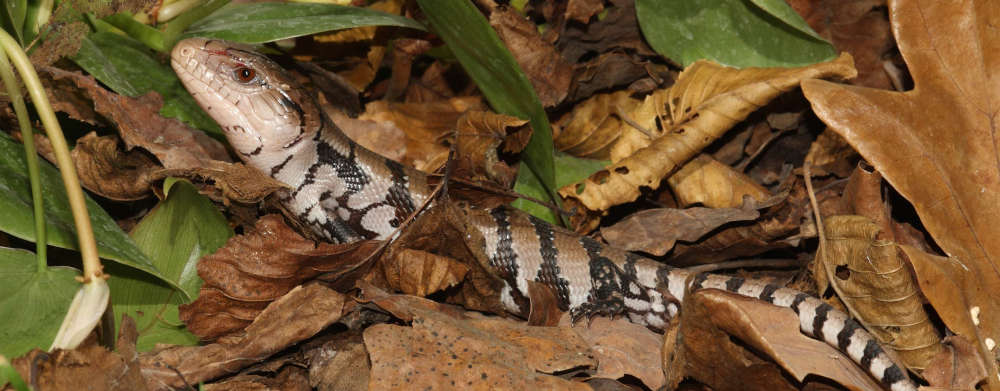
[921,336,987,390]
[805,129,861,179]
[312,0,403,91]
[668,154,772,208]
[802,0,1000,384]
[381,247,469,297]
[142,283,346,390]
[304,332,371,391]
[10,343,149,391]
[350,97,485,171]
[71,132,158,201]
[565,0,604,23]
[202,367,311,391]
[561,54,856,214]
[45,66,230,169]
[491,6,573,107]
[665,289,883,391]
[567,51,664,104]
[453,111,530,188]
[364,298,594,391]
[526,280,566,327]
[554,89,661,160]
[818,215,943,371]
[601,205,759,256]
[180,215,379,340]
[571,317,665,390]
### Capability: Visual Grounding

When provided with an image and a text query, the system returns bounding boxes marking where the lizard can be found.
[170,37,919,391]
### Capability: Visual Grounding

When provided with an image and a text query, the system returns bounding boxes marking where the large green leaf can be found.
[636,0,836,68]
[416,0,558,220]
[110,179,232,351]
[182,2,424,43]
[512,153,609,223]
[0,132,175,291]
[72,32,221,135]
[0,247,78,358]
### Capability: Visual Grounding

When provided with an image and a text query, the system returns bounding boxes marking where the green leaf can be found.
[1,355,31,391]
[111,179,232,351]
[0,247,78,358]
[102,13,165,51]
[512,153,609,223]
[0,131,178,292]
[636,0,836,68]
[416,0,558,217]
[0,0,26,44]
[182,2,424,44]
[71,31,221,135]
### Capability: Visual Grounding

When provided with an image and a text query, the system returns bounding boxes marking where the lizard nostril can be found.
[179,47,193,57]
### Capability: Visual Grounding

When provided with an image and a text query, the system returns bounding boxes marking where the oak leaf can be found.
[802,0,1000,385]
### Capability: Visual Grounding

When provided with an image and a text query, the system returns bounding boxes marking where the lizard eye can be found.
[234,67,256,83]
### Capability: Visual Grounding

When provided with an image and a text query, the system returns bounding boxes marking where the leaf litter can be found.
[5,0,997,390]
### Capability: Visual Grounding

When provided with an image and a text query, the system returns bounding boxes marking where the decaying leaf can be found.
[561,53,856,217]
[380,247,469,297]
[665,289,883,391]
[44,67,230,170]
[554,89,661,160]
[668,154,772,209]
[350,97,486,172]
[452,111,531,188]
[180,215,379,340]
[922,335,987,390]
[142,283,347,390]
[71,132,159,201]
[571,317,664,390]
[305,332,371,391]
[601,205,759,256]
[312,0,403,91]
[491,6,573,107]
[817,215,942,371]
[802,0,1000,384]
[362,292,594,391]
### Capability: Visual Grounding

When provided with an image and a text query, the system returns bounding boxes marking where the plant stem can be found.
[0,29,102,281]
[0,47,46,269]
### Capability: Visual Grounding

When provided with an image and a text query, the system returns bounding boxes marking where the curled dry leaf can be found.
[490,6,573,107]
[45,67,229,169]
[665,289,883,391]
[560,54,857,215]
[363,298,594,391]
[668,154,772,209]
[71,132,158,201]
[10,343,149,391]
[817,215,942,371]
[453,110,530,188]
[380,247,469,297]
[180,215,379,340]
[554,89,661,160]
[805,129,861,180]
[802,0,1000,383]
[200,367,310,391]
[312,0,402,91]
[351,97,486,172]
[142,283,347,390]
[601,205,759,256]
[305,332,371,391]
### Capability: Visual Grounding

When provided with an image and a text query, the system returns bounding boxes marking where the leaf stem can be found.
[0,45,46,269]
[0,29,103,281]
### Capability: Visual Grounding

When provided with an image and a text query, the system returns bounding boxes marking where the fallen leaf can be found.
[561,53,856,216]
[818,215,943,371]
[304,331,371,391]
[71,132,158,201]
[667,289,883,391]
[922,335,987,390]
[572,317,665,390]
[802,0,1000,384]
[668,154,772,209]
[453,110,530,188]
[180,215,379,340]
[142,283,347,390]
[554,89,661,161]
[380,248,469,297]
[491,6,573,107]
[601,205,759,256]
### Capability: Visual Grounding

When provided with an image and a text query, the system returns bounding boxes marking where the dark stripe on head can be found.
[758,284,779,303]
[270,154,294,176]
[530,215,570,307]
[812,303,832,341]
[243,144,263,157]
[724,276,745,292]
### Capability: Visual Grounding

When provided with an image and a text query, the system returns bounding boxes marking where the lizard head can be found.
[171,38,321,161]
